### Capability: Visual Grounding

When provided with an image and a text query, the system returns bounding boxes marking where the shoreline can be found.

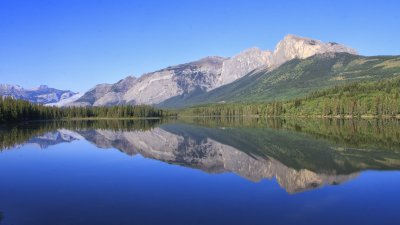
[177,115,400,119]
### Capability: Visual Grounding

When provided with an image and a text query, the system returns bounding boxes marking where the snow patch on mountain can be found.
[46,93,84,107]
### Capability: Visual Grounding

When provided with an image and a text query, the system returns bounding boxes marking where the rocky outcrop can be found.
[270,34,357,68]
[71,76,137,106]
[72,57,227,106]
[122,56,225,105]
[218,48,272,86]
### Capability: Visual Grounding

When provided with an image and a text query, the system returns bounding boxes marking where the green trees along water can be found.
[0,97,176,123]
[60,105,176,119]
[0,119,162,149]
[0,97,60,122]
[182,77,400,118]
[1,77,399,122]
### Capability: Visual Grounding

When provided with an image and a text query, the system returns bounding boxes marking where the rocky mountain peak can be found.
[271,34,357,68]
[218,47,272,86]
[114,76,137,90]
[27,84,50,91]
[283,34,313,41]
[121,56,226,105]
[199,56,226,63]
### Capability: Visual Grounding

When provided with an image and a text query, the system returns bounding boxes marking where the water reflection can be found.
[1,118,400,193]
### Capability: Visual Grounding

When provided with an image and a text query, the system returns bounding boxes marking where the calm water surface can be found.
[0,118,399,225]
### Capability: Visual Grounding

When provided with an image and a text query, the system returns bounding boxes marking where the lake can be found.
[0,118,399,225]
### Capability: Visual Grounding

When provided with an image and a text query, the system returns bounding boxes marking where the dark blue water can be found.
[0,119,399,225]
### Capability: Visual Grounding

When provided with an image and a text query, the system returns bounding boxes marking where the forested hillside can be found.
[181,76,400,118]
[0,97,175,123]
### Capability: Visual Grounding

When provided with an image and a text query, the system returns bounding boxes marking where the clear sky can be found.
[1,0,399,92]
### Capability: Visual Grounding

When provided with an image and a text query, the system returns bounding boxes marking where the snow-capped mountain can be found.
[0,84,79,105]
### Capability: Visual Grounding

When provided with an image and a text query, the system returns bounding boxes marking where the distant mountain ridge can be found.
[72,57,227,106]
[0,84,79,105]
[71,34,357,107]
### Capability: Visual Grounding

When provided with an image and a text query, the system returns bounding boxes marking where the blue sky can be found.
[1,0,399,92]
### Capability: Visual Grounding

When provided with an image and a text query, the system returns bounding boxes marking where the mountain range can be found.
[0,84,80,105]
[3,34,400,108]
[161,53,400,107]
[69,34,363,107]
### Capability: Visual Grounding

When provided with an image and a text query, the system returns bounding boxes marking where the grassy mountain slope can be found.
[159,53,400,108]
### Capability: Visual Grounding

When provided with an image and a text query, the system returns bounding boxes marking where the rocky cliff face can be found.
[217,34,357,85]
[73,34,357,106]
[218,48,272,86]
[122,56,225,105]
[0,84,79,105]
[270,34,357,68]
[71,57,226,106]
[71,76,137,106]
[94,76,138,106]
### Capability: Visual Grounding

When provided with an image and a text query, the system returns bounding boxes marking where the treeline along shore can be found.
[1,77,400,123]
[181,77,400,118]
[0,97,176,123]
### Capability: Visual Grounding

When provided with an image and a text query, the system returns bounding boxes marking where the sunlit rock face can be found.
[73,57,227,106]
[217,48,273,87]
[74,128,358,193]
[270,34,357,68]
[93,76,137,106]
[70,76,137,106]
[122,56,226,105]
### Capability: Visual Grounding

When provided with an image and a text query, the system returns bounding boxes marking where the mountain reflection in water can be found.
[1,118,400,193]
